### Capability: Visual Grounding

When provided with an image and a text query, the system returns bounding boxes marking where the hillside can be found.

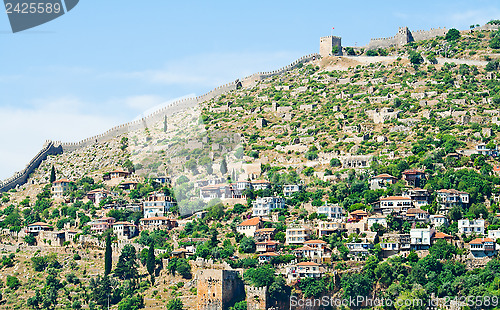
[3,24,500,310]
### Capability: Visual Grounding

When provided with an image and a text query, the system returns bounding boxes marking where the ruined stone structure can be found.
[197,269,244,310]
[319,35,343,57]
[245,286,267,310]
[367,26,447,49]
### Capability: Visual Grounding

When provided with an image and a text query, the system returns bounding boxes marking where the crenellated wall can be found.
[366,26,447,49]
[0,53,319,192]
[0,141,63,193]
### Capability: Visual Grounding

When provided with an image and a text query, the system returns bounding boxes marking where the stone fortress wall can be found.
[0,53,319,192]
[366,26,447,49]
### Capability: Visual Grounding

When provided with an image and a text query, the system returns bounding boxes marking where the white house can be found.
[367,215,387,228]
[469,238,496,258]
[430,214,448,227]
[437,189,470,211]
[143,192,176,218]
[375,196,412,215]
[286,224,312,245]
[283,184,302,197]
[370,174,397,190]
[488,230,500,241]
[252,197,285,217]
[112,222,137,239]
[317,203,345,220]
[286,262,322,282]
[458,218,485,235]
[236,217,264,237]
[317,221,346,237]
[410,228,435,250]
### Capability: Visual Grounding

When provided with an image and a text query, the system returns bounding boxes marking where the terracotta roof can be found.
[110,169,129,174]
[140,217,174,221]
[296,262,320,266]
[121,181,138,185]
[433,232,453,239]
[431,215,446,218]
[380,196,411,201]
[255,228,276,233]
[350,210,368,216]
[258,252,278,257]
[304,240,327,244]
[372,174,397,179]
[53,179,71,184]
[294,246,315,251]
[28,222,51,227]
[238,217,261,227]
[402,169,425,175]
[470,238,494,244]
[256,241,279,245]
[113,221,135,226]
[437,189,468,195]
[406,208,429,215]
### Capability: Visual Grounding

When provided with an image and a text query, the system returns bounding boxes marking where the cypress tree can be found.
[104,233,112,275]
[163,116,168,132]
[146,241,155,284]
[220,157,228,176]
[49,165,56,183]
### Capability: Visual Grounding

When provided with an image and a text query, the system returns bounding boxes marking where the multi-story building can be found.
[403,188,431,207]
[345,242,374,258]
[52,179,72,198]
[256,241,279,253]
[286,262,322,282]
[374,196,412,215]
[89,217,116,234]
[143,192,176,218]
[199,183,245,201]
[252,197,285,218]
[254,228,276,242]
[370,173,397,190]
[476,143,497,156]
[86,188,111,205]
[317,203,345,220]
[458,218,485,235]
[236,217,264,237]
[367,215,387,228]
[488,230,500,241]
[317,221,345,237]
[112,221,137,239]
[405,208,430,222]
[410,228,435,250]
[430,214,448,227]
[283,184,303,197]
[25,222,53,234]
[139,217,177,231]
[251,180,272,191]
[402,169,426,187]
[286,224,312,245]
[437,189,470,212]
[469,238,496,258]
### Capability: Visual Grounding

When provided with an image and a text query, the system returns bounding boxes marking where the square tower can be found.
[320,36,343,57]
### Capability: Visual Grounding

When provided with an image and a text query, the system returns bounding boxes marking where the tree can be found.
[340,273,373,298]
[49,166,56,183]
[146,241,156,282]
[25,234,36,246]
[104,233,112,275]
[429,239,456,259]
[6,276,20,290]
[244,265,275,287]
[445,28,460,41]
[163,115,168,132]
[239,236,256,253]
[114,244,138,280]
[491,36,500,49]
[220,157,228,175]
[167,298,183,310]
[409,51,424,65]
[175,259,192,279]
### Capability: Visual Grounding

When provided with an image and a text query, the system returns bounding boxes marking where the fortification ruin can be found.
[366,26,447,49]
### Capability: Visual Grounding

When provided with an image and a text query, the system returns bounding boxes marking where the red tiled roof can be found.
[406,208,429,215]
[433,232,453,239]
[28,222,51,227]
[470,238,494,244]
[294,246,315,251]
[372,174,397,179]
[140,217,174,221]
[255,228,276,233]
[238,217,261,227]
[53,179,71,184]
[350,210,368,216]
[304,240,327,244]
[296,262,320,266]
[402,169,425,175]
[380,196,411,201]
[258,252,278,257]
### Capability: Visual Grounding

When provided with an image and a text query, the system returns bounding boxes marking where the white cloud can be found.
[124,95,165,111]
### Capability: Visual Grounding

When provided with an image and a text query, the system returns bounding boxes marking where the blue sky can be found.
[0,0,499,179]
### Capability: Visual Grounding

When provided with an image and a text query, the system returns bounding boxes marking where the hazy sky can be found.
[1,0,499,179]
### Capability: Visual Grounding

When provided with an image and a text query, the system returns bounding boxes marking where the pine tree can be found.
[104,233,112,275]
[146,241,155,281]
[220,157,228,175]
[50,165,56,183]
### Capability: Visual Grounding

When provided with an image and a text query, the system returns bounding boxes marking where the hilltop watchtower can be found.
[397,26,414,45]
[320,36,343,57]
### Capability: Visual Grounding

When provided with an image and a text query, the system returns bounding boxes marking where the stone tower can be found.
[320,36,343,57]
[245,286,267,310]
[197,269,244,310]
[397,27,414,46]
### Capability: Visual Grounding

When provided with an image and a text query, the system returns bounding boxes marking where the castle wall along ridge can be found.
[0,53,319,193]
